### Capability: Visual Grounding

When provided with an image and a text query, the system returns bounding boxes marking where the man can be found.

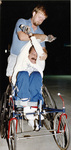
[6,4,56,130]
[10,4,48,55]
[12,36,45,103]
[13,44,45,131]
[6,4,55,81]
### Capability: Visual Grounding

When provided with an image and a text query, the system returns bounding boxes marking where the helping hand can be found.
[45,35,56,42]
[47,35,56,42]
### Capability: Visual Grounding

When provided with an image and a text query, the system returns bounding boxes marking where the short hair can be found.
[32,4,48,18]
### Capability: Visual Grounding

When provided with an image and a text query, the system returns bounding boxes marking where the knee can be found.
[17,71,29,79]
[31,71,42,80]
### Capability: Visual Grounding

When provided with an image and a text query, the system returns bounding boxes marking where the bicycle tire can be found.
[8,120,16,150]
[1,92,7,138]
[53,112,70,150]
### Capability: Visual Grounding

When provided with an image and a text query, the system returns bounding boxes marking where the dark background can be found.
[0,0,70,96]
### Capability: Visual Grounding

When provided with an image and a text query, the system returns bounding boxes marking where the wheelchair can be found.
[0,83,70,150]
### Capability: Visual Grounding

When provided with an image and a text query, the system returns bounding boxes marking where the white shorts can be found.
[6,54,17,77]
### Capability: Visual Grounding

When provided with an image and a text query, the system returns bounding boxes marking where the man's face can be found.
[32,11,46,26]
[28,48,37,64]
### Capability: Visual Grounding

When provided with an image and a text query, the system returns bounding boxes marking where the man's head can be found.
[28,46,37,64]
[32,4,48,26]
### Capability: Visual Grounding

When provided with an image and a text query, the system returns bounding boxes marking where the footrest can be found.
[16,107,23,111]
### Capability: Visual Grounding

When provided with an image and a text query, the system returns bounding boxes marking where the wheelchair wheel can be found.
[1,92,7,115]
[53,112,70,150]
[42,84,57,129]
[8,120,16,150]
[1,92,8,138]
[42,84,56,108]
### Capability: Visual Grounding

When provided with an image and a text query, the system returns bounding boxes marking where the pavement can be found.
[0,75,71,150]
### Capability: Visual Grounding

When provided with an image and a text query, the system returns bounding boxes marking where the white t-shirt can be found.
[12,36,45,86]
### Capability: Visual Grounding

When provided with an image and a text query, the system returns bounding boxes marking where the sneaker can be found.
[15,97,29,107]
[35,120,39,131]
[35,125,39,131]
[28,120,34,130]
[28,119,39,131]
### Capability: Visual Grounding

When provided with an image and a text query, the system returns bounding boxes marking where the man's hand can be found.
[45,35,56,42]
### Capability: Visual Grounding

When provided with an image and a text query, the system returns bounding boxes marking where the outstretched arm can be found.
[17,30,56,43]
[17,31,47,42]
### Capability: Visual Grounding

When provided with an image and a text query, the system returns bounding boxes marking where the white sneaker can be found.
[35,120,39,131]
[28,119,39,131]
[28,120,34,130]
[15,98,29,107]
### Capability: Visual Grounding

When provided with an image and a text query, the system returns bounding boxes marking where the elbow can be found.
[18,34,23,41]
[17,31,24,41]
[17,31,29,41]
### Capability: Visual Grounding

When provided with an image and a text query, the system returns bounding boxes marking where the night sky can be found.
[0,0,70,95]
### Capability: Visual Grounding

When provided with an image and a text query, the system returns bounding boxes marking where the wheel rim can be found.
[54,113,69,150]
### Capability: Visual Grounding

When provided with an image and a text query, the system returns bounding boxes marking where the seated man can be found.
[12,37,46,130]
[14,45,44,104]
[12,36,46,103]
[10,35,56,130]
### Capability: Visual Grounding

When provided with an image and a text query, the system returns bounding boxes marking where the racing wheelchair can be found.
[0,82,70,150]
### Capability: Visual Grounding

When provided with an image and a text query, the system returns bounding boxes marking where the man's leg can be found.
[28,72,44,130]
[29,71,43,103]
[16,71,31,99]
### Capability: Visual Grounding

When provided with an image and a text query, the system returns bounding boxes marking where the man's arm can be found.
[17,31,30,41]
[17,31,47,42]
